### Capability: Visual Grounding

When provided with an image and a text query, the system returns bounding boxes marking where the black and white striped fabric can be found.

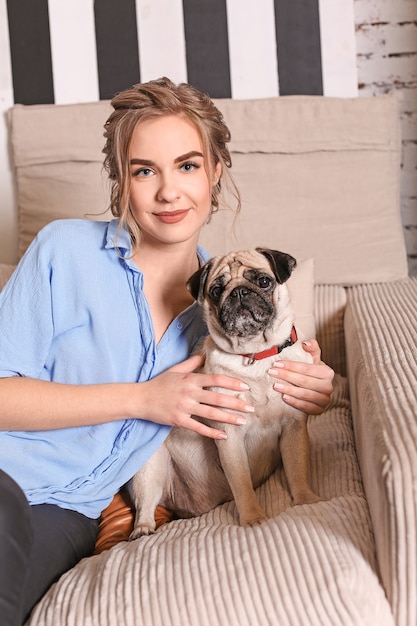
[3,0,358,106]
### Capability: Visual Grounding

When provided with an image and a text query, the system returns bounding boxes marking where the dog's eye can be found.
[209,285,222,302]
[258,276,272,289]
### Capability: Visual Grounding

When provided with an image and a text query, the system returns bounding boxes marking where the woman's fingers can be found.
[300,338,322,363]
[268,354,334,415]
[139,365,254,440]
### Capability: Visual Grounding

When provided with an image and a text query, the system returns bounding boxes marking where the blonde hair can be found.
[102,76,240,250]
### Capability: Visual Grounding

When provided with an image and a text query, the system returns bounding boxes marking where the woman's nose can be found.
[157,174,181,203]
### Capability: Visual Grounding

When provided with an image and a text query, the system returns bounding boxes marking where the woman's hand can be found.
[268,339,334,415]
[137,355,254,440]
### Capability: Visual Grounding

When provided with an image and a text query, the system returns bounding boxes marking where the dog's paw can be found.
[128,523,156,541]
[239,511,268,527]
[292,490,323,506]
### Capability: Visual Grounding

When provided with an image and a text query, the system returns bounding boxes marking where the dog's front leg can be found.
[280,417,322,505]
[216,428,267,526]
[127,445,169,540]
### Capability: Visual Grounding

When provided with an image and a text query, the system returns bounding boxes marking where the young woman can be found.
[0,77,334,625]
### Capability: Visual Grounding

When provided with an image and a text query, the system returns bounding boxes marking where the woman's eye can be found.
[258,276,272,289]
[133,167,153,177]
[181,161,199,173]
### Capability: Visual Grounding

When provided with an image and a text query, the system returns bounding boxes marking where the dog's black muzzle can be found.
[219,287,275,337]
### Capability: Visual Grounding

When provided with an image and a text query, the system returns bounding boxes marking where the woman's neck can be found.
[132,240,201,343]
[131,235,200,277]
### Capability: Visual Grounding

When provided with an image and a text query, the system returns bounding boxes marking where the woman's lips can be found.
[154,209,190,224]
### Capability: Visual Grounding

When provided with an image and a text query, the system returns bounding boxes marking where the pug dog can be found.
[128,248,321,539]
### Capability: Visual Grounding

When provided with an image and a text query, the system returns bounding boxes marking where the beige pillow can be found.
[287,257,316,339]
[9,93,407,284]
[9,101,113,258]
[203,92,408,285]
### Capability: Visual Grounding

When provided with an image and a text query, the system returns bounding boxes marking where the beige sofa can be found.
[1,92,416,626]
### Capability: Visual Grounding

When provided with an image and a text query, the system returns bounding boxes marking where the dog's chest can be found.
[243,378,287,426]
[204,343,308,430]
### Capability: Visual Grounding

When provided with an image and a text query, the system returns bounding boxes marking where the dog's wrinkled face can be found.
[210,263,276,337]
[187,248,296,351]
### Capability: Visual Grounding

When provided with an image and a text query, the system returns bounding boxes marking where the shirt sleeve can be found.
[0,226,55,379]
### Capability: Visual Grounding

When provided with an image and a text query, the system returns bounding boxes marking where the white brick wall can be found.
[354,0,417,274]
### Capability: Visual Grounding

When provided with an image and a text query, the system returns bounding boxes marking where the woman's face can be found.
[128,115,221,249]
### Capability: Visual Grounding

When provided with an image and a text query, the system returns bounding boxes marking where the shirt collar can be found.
[105,219,132,254]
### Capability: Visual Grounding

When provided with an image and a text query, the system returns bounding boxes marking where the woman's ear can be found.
[213,161,222,185]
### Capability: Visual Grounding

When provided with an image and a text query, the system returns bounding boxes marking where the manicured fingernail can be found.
[236,416,246,425]
[217,431,227,440]
[302,341,311,347]
[245,405,255,412]
[272,361,285,368]
[240,382,250,390]
[274,383,285,391]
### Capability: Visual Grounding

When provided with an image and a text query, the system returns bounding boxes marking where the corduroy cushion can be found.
[26,374,394,626]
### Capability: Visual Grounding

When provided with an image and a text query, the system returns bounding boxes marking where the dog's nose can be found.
[231,286,249,299]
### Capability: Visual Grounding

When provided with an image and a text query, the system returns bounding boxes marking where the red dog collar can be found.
[243,326,298,365]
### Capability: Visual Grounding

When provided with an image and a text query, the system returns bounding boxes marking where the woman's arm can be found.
[0,355,253,439]
[268,339,334,415]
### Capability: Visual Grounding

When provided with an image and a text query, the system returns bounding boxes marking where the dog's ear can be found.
[256,248,297,284]
[187,261,213,305]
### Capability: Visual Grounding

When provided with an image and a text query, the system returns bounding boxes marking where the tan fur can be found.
[128,249,321,539]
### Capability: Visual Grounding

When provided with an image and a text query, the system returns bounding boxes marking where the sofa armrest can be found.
[345,278,417,626]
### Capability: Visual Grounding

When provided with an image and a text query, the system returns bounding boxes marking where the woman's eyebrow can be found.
[130,151,204,167]
[130,158,154,166]
[174,151,204,163]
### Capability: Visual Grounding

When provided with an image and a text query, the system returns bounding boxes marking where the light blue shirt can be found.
[0,219,209,518]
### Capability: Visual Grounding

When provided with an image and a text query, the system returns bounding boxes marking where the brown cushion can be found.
[94,488,174,554]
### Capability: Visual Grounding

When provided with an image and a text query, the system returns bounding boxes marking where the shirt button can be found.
[176,322,183,330]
